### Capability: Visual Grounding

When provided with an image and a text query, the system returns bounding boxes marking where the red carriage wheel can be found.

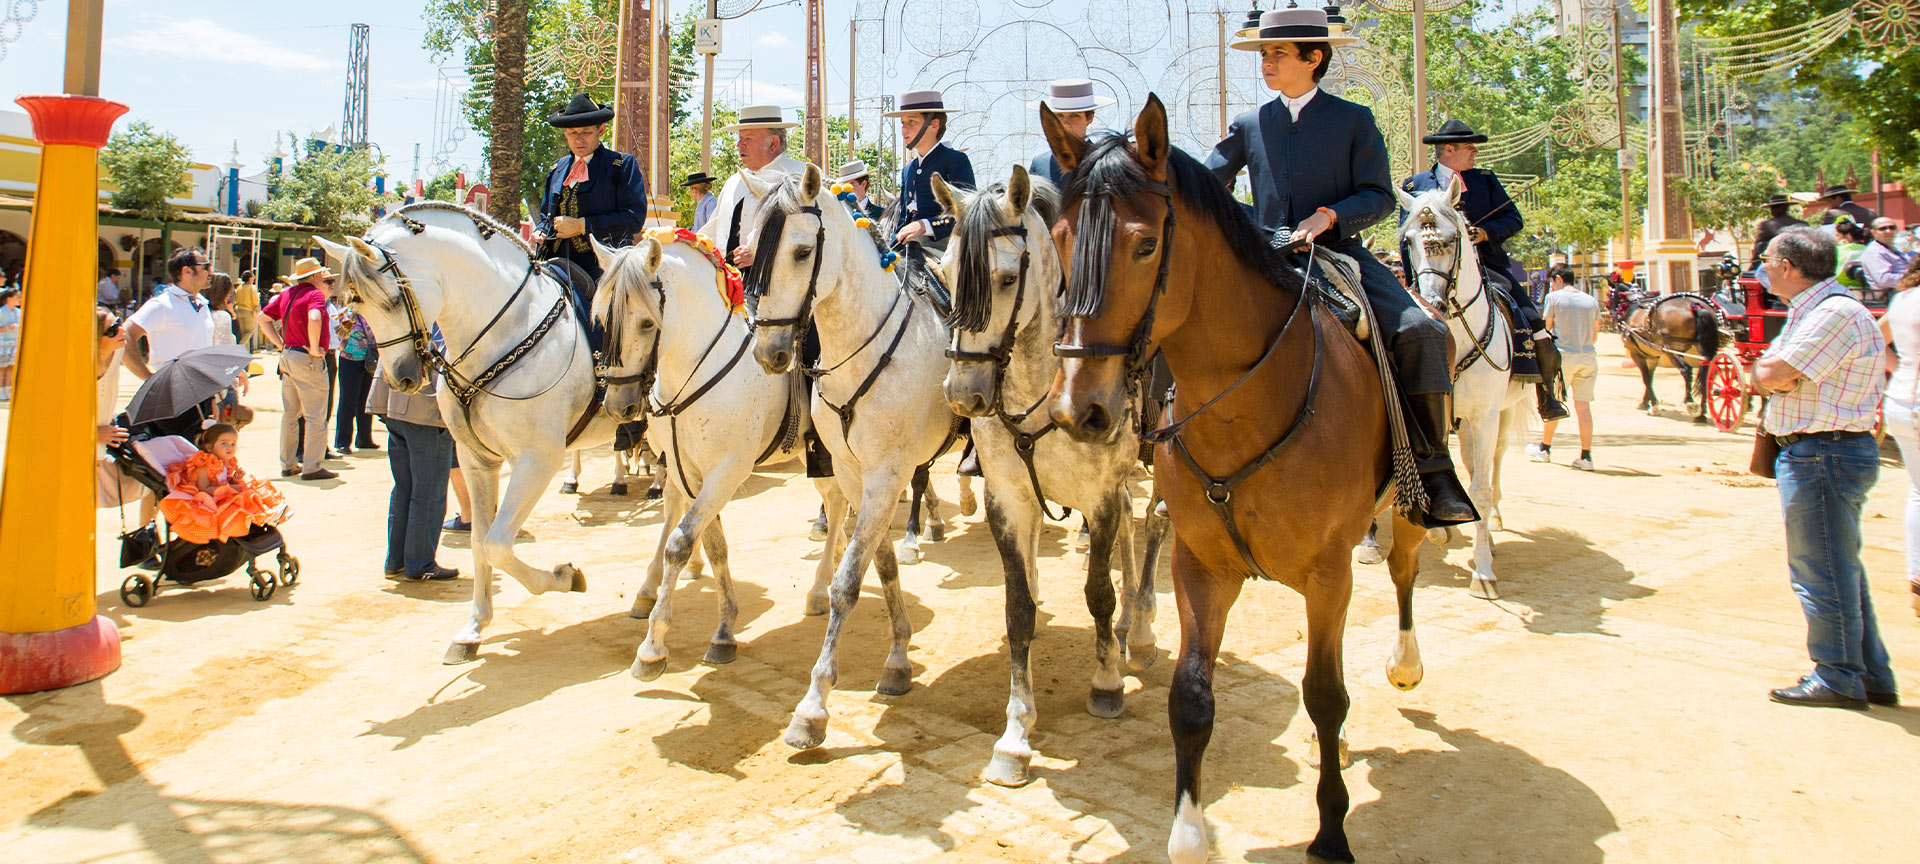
[1706,352,1747,433]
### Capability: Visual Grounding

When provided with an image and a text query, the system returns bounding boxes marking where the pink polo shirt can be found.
[263,282,331,351]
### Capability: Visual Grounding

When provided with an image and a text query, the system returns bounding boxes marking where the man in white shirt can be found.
[96,268,122,308]
[701,105,805,270]
[124,248,215,380]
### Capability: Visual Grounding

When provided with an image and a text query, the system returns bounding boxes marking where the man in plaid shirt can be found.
[1754,226,1896,709]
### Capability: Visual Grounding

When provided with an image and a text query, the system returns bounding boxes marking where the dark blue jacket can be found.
[536,145,649,263]
[1203,92,1394,243]
[895,143,975,241]
[1028,152,1067,187]
[1400,165,1523,272]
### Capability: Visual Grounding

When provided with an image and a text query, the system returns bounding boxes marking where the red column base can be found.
[0,617,122,695]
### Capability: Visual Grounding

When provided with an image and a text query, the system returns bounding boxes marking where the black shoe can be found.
[355,441,379,451]
[334,443,353,455]
[404,565,459,581]
[300,468,340,481]
[138,554,162,571]
[281,468,300,477]
[1769,679,1868,710]
[1867,690,1899,707]
[442,516,471,532]
[384,567,404,578]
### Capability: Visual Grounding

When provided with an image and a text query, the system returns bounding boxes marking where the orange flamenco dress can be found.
[157,451,288,544]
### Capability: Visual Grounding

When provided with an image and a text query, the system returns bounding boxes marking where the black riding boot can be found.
[1533,337,1571,422]
[1408,393,1480,527]
[804,431,834,478]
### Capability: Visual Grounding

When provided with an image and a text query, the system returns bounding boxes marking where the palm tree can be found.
[488,0,529,227]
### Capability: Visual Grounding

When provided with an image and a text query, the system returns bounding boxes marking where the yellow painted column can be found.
[0,94,128,694]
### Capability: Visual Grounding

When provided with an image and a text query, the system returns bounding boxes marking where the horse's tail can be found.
[1693,306,1721,360]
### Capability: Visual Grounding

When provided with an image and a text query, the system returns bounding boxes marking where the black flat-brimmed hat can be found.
[549,93,614,128]
[1230,8,1361,51]
[1819,183,1856,200]
[1423,118,1488,145]
[1764,193,1791,207]
[682,171,717,187]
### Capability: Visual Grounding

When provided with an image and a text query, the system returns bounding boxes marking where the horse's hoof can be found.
[1469,576,1500,600]
[685,558,706,579]
[808,521,828,542]
[959,489,978,517]
[557,564,587,592]
[645,485,663,500]
[1305,729,1352,770]
[1304,840,1358,864]
[443,642,480,665]
[631,654,668,681]
[559,481,579,495]
[1087,687,1125,719]
[1125,641,1159,673]
[1425,526,1451,546]
[630,594,657,619]
[982,750,1034,787]
[1646,405,1660,416]
[704,642,737,665]
[610,482,628,496]
[928,521,946,542]
[784,712,828,750]
[1488,513,1504,532]
[897,543,922,566]
[804,593,829,616]
[875,666,913,696]
[1355,543,1385,565]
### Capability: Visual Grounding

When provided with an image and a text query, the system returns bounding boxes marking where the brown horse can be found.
[1042,96,1425,864]
[1620,293,1724,420]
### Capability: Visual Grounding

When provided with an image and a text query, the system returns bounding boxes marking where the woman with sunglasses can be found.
[95,309,155,546]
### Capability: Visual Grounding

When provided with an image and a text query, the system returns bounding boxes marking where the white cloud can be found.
[754,31,795,51]
[104,19,335,71]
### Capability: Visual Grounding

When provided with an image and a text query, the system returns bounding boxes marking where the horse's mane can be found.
[394,200,537,258]
[1061,132,1302,318]
[947,176,1061,331]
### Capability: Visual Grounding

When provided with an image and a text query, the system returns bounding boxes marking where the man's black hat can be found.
[549,93,614,128]
[1819,183,1856,200]
[1423,118,1488,145]
[1764,193,1791,208]
[682,171,717,187]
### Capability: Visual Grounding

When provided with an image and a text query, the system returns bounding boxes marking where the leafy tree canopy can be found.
[260,135,397,235]
[100,122,194,219]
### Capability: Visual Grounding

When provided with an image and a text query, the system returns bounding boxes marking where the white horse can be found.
[1385,185,1529,600]
[317,203,611,663]
[748,164,958,750]
[935,165,1167,787]
[588,235,807,677]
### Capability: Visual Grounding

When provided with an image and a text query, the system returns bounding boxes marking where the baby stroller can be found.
[106,398,299,607]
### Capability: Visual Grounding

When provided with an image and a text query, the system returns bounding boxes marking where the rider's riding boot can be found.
[1408,393,1480,527]
[804,431,834,478]
[1532,336,1571,422]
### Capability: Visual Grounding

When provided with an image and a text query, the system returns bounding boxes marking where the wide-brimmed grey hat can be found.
[834,160,872,184]
[882,90,963,117]
[718,104,799,132]
[1229,8,1361,51]
[1028,78,1116,112]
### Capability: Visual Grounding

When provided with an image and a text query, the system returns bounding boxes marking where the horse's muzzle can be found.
[1049,358,1128,445]
[945,370,997,419]
[752,326,797,374]
[606,387,645,421]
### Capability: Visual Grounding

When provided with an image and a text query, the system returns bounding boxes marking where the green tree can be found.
[1728,86,1876,194]
[260,135,398,235]
[99,122,194,219]
[1507,150,1629,267]
[1676,161,1786,250]
[423,168,464,202]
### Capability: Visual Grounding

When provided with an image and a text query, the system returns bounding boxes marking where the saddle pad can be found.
[1483,283,1542,382]
[1308,247,1370,341]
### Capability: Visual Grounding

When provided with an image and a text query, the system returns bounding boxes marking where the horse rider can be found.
[1205,7,1476,526]
[684,171,719,231]
[701,104,805,271]
[1028,78,1113,186]
[883,89,974,256]
[533,93,649,282]
[1813,182,1878,227]
[1751,192,1807,271]
[834,160,885,222]
[1402,118,1569,423]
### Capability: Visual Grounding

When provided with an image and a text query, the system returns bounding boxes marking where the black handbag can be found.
[118,523,159,568]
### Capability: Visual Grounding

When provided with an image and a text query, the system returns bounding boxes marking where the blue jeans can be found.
[383,418,455,577]
[1775,436,1896,698]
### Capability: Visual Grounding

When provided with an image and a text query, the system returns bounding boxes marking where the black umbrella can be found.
[124,345,254,427]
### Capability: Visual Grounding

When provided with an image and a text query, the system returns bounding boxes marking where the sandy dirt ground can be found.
[3,338,1918,864]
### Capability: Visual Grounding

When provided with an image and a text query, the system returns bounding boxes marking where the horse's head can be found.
[1395,182,1476,312]
[591,235,666,420]
[1044,95,1191,444]
[317,223,439,394]
[935,163,1062,418]
[746,163,850,374]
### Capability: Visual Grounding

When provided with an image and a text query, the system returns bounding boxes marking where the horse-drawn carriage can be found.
[1700,274,1889,432]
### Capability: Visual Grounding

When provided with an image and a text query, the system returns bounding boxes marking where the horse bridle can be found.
[1409,206,1504,379]
[748,205,828,334]
[1053,179,1176,382]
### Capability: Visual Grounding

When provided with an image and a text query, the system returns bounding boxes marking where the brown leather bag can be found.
[1750,431,1780,479]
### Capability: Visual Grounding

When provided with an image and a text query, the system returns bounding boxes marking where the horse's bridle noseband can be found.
[1053,179,1176,382]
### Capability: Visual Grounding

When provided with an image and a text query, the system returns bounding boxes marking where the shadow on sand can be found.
[1417,526,1653,636]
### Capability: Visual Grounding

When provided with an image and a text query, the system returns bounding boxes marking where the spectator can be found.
[1815,183,1878,227]
[97,267,122,308]
[1754,226,1895,709]
[0,287,20,401]
[334,308,379,454]
[684,171,718,229]
[259,258,337,481]
[124,248,216,380]
[233,269,262,350]
[95,308,155,559]
[367,362,460,581]
[204,272,238,346]
[1529,266,1601,470]
[1883,256,1920,617]
[1862,218,1914,298]
[1834,219,1872,292]
[1751,193,1807,271]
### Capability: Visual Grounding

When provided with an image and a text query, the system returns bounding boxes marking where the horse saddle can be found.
[899,243,954,320]
[542,257,605,359]
[1272,234,1370,341]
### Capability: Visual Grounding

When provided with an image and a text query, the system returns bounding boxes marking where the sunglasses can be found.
[1873,225,1897,231]
[103,320,122,337]
[1758,255,1788,265]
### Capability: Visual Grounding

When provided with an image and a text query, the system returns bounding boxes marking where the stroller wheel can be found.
[247,563,276,601]
[120,574,154,608]
[278,553,300,586]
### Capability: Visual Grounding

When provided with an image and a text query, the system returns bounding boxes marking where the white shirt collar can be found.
[1434,162,1458,191]
[1280,88,1319,122]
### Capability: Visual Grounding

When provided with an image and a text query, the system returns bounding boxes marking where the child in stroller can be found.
[108,399,300,606]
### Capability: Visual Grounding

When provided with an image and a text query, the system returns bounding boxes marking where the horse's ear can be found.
[1041,104,1087,176]
[589,235,615,273]
[1004,163,1031,221]
[1395,187,1421,214]
[931,172,958,221]
[1134,93,1170,182]
[641,236,663,273]
[1447,173,1465,209]
[802,163,823,202]
[342,236,381,267]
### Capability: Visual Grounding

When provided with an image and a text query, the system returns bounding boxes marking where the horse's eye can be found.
[999,274,1018,288]
[637,320,656,331]
[1134,237,1158,258]
[795,246,813,261]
